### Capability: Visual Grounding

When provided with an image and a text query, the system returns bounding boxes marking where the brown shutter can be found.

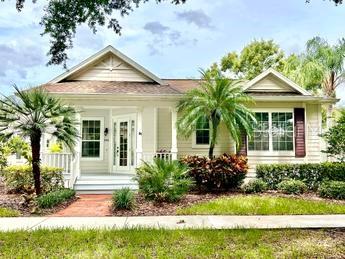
[237,133,247,156]
[294,108,306,157]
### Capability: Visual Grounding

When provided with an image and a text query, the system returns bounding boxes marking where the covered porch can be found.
[41,105,178,190]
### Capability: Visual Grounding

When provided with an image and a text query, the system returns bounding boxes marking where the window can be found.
[248,112,269,151]
[248,111,294,153]
[272,112,294,151]
[195,117,210,145]
[82,120,101,158]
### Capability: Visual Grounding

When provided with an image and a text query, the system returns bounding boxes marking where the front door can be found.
[113,115,135,172]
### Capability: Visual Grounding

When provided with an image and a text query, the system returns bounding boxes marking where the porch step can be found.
[74,174,138,194]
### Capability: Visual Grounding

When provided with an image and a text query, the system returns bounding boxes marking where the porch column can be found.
[170,107,178,160]
[136,108,143,166]
[74,112,82,182]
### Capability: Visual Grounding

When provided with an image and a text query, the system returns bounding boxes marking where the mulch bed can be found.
[0,176,78,216]
[111,192,227,216]
[111,191,345,216]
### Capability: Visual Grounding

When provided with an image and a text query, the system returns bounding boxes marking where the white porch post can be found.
[171,107,178,160]
[75,112,81,180]
[136,108,143,166]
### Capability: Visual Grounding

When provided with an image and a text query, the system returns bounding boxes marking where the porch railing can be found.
[140,152,176,164]
[40,152,79,188]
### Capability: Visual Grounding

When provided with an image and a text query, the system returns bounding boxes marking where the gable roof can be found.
[49,45,165,85]
[244,68,312,96]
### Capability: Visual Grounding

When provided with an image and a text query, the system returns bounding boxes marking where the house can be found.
[37,45,337,192]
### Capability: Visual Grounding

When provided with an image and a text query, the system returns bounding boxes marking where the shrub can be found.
[37,188,75,209]
[3,165,64,194]
[318,181,345,200]
[181,154,247,191]
[135,159,193,202]
[277,179,307,195]
[112,188,135,210]
[241,179,268,194]
[256,162,345,190]
[0,207,21,217]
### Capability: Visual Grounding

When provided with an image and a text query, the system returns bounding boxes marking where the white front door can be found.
[112,115,136,173]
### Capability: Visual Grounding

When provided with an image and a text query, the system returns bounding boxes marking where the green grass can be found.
[177,195,345,215]
[0,229,344,258]
[0,207,20,217]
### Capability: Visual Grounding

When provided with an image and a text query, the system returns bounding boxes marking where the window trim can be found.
[192,117,210,148]
[247,108,295,157]
[81,117,104,161]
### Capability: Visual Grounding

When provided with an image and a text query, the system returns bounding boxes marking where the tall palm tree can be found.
[177,70,256,158]
[0,86,78,195]
[282,37,345,128]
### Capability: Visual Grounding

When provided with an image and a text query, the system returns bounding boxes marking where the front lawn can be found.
[0,207,20,217]
[177,195,345,215]
[0,229,344,258]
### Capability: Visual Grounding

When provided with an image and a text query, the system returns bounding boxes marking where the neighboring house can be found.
[36,45,336,192]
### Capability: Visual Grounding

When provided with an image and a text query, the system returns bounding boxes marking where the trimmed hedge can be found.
[37,188,76,209]
[181,154,248,191]
[277,179,307,195]
[318,181,345,200]
[241,179,268,194]
[256,162,345,190]
[3,165,64,194]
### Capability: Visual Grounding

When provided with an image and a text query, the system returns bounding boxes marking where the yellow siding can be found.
[67,53,152,82]
[248,74,297,92]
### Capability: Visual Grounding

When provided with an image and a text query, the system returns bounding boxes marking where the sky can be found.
[0,0,344,104]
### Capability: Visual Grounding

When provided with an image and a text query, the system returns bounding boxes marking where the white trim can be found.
[80,117,104,161]
[192,117,210,149]
[49,45,165,85]
[244,68,312,96]
[112,114,137,173]
[247,109,295,157]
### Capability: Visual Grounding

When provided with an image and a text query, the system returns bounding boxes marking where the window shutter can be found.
[237,133,247,156]
[294,108,306,157]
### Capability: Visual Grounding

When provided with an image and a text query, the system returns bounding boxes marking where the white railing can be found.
[40,152,78,188]
[140,152,175,164]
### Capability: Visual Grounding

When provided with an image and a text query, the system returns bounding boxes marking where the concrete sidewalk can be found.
[0,215,344,231]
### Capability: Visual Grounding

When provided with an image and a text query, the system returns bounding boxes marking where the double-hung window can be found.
[248,111,294,153]
[195,116,210,146]
[82,119,102,158]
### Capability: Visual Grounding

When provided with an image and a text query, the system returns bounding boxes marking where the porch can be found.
[41,105,178,191]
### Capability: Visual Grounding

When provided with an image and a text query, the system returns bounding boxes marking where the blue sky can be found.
[0,0,344,104]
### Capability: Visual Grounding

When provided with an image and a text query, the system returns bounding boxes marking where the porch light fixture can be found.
[104,128,109,136]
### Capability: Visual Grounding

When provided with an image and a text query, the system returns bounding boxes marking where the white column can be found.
[170,107,178,160]
[75,112,81,180]
[136,108,143,166]
[153,107,158,152]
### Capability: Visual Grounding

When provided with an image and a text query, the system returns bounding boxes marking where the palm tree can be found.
[282,37,345,127]
[177,70,256,158]
[0,86,78,195]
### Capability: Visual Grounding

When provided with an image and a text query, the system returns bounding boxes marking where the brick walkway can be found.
[53,194,112,217]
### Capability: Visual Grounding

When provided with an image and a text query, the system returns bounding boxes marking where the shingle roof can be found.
[40,80,184,95]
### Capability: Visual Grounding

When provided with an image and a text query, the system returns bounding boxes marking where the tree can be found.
[0,86,78,195]
[176,69,256,158]
[322,109,345,162]
[220,39,285,80]
[281,37,345,128]
[306,0,343,5]
[4,0,186,68]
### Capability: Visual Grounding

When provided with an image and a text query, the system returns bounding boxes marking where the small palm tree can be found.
[0,86,78,195]
[177,69,256,158]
